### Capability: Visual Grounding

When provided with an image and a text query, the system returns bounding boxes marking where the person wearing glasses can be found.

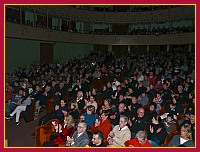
[66,122,89,147]
[107,115,131,146]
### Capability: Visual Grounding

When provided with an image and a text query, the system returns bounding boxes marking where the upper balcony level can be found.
[5,5,195,45]
[6,22,194,45]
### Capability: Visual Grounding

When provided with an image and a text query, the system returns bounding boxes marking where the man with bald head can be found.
[128,107,148,138]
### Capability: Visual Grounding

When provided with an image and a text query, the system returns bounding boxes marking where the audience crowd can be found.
[5,49,195,147]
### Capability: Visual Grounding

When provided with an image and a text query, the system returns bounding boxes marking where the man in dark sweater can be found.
[128,107,148,138]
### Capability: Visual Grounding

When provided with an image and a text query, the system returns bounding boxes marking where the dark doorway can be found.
[40,43,54,63]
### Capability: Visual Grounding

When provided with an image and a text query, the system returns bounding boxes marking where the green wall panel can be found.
[6,38,94,72]
[54,42,93,62]
[6,38,40,72]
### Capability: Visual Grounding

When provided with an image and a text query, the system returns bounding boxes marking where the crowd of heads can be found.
[5,49,195,147]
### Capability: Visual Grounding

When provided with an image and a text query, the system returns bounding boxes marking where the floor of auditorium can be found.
[5,112,46,147]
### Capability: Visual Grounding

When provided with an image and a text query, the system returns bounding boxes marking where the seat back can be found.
[35,119,60,146]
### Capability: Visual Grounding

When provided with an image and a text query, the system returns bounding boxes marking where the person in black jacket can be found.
[128,107,148,138]
[39,84,53,106]
[145,102,158,125]
[38,99,68,126]
[147,115,167,146]
[76,91,85,110]
[91,131,107,147]
[68,101,80,121]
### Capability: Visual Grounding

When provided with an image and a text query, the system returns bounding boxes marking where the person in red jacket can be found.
[125,130,151,147]
[90,110,112,142]
[42,115,75,146]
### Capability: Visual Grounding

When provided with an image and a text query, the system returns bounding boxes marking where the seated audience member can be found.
[90,88,98,102]
[100,86,111,100]
[168,124,194,147]
[32,85,43,114]
[160,96,182,120]
[5,88,24,118]
[147,115,167,146]
[42,115,75,146]
[38,99,68,126]
[178,108,191,126]
[54,81,67,103]
[83,95,98,113]
[68,101,80,121]
[145,102,158,125]
[154,79,163,91]
[137,91,149,107]
[109,102,129,127]
[90,110,112,140]
[5,83,14,101]
[169,96,182,115]
[124,130,151,147]
[39,84,53,106]
[66,122,89,147]
[76,91,85,110]
[161,83,172,102]
[189,112,195,142]
[8,90,31,125]
[128,96,142,118]
[72,79,82,96]
[152,92,164,113]
[174,85,187,105]
[100,99,111,113]
[163,113,176,134]
[129,107,148,138]
[107,115,131,146]
[179,110,195,142]
[147,84,157,102]
[109,108,118,128]
[91,131,107,147]
[80,105,96,128]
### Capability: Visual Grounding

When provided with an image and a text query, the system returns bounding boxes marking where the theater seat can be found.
[35,119,60,146]
[46,98,55,113]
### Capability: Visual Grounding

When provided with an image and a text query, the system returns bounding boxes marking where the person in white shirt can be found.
[9,91,31,125]
[168,123,194,147]
[83,95,98,113]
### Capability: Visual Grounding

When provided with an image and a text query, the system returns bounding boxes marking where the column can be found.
[188,44,192,52]
[46,11,48,28]
[147,45,149,52]
[167,44,170,52]
[20,6,22,24]
[108,45,112,52]
[128,45,130,53]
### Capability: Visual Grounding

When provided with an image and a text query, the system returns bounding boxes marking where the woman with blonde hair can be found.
[68,101,80,120]
[168,123,194,147]
[42,115,75,146]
